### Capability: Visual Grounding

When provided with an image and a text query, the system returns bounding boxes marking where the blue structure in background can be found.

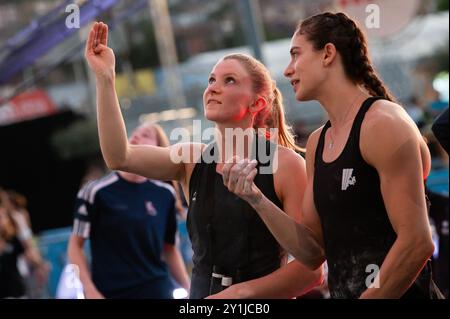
[36,227,92,298]
[177,216,193,268]
[37,227,71,297]
[427,168,449,197]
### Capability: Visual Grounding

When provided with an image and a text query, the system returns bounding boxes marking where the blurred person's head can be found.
[0,205,17,240]
[129,122,169,147]
[203,53,300,152]
[284,12,395,103]
[0,188,12,211]
[81,163,106,186]
[125,123,186,213]
[6,190,28,211]
[410,96,419,106]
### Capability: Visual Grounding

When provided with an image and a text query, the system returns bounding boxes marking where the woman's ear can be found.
[249,97,267,115]
[323,43,337,67]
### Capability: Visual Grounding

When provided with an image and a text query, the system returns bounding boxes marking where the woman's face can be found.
[0,207,9,230]
[284,33,326,101]
[129,125,158,146]
[203,59,255,125]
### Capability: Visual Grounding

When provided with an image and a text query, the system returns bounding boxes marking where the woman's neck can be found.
[118,171,147,183]
[317,79,369,130]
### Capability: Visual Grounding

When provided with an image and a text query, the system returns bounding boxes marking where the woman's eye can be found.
[225,77,235,84]
[208,77,215,84]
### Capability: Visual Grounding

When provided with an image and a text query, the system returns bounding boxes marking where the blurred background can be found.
[0,0,448,298]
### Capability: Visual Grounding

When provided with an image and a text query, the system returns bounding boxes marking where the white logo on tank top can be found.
[342,168,356,190]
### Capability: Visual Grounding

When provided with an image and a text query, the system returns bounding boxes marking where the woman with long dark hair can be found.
[223,12,442,299]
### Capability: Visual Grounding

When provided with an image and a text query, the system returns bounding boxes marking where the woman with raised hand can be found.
[85,22,322,299]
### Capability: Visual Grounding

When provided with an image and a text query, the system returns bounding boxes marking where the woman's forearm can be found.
[234,260,324,299]
[96,74,129,170]
[359,236,434,298]
[252,195,325,270]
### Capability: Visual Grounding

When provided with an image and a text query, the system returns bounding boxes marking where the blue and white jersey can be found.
[72,172,177,298]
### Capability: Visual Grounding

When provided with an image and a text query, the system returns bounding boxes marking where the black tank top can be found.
[187,137,284,299]
[314,97,435,299]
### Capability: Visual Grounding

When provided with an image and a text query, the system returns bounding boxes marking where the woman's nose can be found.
[208,81,221,94]
[284,63,294,78]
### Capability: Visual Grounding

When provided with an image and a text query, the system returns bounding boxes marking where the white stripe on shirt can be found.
[149,180,176,199]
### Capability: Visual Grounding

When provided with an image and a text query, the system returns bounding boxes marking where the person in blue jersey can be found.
[84,21,323,299]
[67,123,190,299]
[223,12,444,299]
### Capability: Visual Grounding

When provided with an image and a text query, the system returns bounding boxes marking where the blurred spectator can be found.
[80,162,107,186]
[0,190,49,298]
[424,128,449,169]
[67,123,190,299]
[432,107,449,155]
[422,108,449,298]
[3,190,51,298]
[292,120,309,150]
[405,96,426,127]
[427,196,448,299]
[428,90,449,119]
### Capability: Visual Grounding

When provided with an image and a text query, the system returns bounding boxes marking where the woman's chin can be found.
[205,111,220,122]
[296,90,312,102]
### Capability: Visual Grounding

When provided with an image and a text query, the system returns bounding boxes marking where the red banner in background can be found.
[0,90,57,126]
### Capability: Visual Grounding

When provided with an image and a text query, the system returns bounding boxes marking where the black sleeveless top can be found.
[313,97,435,299]
[187,138,284,299]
